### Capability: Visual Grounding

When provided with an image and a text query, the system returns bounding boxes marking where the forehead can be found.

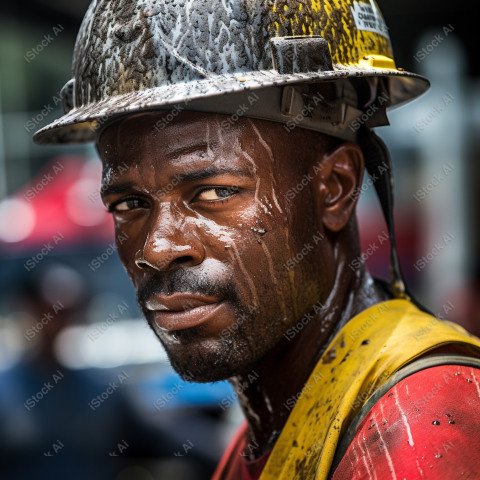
[96,111,308,191]
[98,111,265,160]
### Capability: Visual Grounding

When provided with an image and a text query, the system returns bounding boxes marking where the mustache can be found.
[136,267,236,307]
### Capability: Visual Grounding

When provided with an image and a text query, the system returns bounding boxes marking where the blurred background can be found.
[0,1,479,479]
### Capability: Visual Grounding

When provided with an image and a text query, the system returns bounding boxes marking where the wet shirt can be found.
[214,364,480,479]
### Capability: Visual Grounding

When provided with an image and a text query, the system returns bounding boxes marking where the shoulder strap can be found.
[330,353,480,476]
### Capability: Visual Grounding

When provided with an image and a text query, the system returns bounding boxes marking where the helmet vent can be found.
[270,36,333,74]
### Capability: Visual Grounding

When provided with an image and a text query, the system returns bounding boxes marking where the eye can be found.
[109,197,148,212]
[195,186,240,202]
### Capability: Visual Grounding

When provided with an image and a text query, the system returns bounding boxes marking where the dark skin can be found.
[97,111,391,458]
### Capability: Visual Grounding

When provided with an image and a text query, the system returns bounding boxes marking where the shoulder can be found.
[332,363,480,480]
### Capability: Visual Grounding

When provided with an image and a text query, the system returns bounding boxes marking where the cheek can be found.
[253,189,329,320]
[190,215,237,248]
[191,203,291,304]
[228,211,298,315]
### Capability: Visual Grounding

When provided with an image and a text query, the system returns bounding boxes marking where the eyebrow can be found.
[100,165,254,198]
[174,165,253,183]
[165,142,216,160]
[100,182,136,198]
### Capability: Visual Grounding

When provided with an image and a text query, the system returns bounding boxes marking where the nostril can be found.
[135,258,149,270]
[134,253,196,271]
[173,255,194,265]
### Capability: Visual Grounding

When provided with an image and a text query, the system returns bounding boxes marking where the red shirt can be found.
[212,422,270,480]
[213,364,480,479]
[332,363,480,479]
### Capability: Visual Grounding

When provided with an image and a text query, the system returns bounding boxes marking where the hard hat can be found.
[33,0,429,145]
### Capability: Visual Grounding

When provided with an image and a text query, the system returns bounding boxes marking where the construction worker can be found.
[34,0,480,478]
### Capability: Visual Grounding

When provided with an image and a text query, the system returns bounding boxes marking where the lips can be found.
[145,293,219,312]
[145,293,224,331]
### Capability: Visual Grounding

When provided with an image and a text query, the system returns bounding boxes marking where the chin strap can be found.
[358,126,432,314]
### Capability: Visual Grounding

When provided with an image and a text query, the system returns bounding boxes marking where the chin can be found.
[169,355,241,383]
[164,336,258,383]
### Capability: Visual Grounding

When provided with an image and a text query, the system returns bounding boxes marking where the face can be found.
[97,111,336,382]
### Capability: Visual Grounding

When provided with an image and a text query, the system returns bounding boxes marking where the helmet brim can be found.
[33,67,429,145]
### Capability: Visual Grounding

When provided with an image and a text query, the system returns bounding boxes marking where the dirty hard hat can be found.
[33,0,429,145]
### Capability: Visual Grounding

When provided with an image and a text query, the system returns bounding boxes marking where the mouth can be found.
[145,293,225,331]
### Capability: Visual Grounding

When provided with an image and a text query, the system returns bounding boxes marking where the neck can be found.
[230,250,391,460]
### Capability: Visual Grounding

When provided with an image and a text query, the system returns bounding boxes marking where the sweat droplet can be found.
[432,420,440,426]
[251,227,266,235]
[435,453,443,459]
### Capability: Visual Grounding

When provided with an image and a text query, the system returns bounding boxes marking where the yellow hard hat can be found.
[33,0,429,144]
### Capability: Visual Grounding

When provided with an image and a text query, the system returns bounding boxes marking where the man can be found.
[34,0,480,478]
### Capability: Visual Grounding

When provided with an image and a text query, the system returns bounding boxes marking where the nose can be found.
[134,206,205,272]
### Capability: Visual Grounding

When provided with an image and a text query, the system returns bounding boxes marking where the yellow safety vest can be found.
[259,299,480,480]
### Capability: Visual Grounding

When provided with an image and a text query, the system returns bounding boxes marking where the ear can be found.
[310,143,364,233]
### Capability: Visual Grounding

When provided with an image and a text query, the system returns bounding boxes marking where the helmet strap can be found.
[358,127,432,314]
